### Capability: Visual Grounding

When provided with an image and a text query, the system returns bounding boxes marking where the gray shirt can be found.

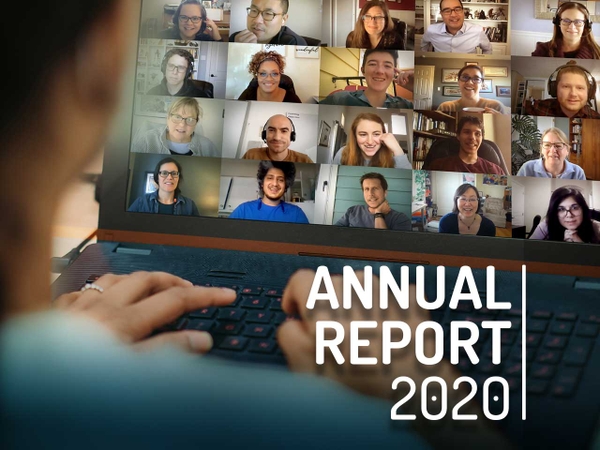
[132,127,219,157]
[332,147,412,169]
[335,204,411,231]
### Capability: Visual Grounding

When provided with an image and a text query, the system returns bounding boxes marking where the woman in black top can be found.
[438,184,496,236]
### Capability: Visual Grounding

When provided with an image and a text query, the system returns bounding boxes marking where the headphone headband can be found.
[161,49,194,80]
[552,2,592,29]
[262,116,297,142]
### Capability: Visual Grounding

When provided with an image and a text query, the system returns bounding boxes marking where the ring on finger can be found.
[81,283,104,293]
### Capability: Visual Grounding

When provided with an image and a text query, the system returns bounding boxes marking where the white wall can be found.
[225,43,320,102]
[431,170,463,216]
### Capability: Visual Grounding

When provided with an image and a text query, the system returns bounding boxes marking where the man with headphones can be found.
[229,161,310,223]
[147,49,212,97]
[524,61,600,118]
[242,114,314,163]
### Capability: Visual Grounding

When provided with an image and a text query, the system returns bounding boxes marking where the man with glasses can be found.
[147,49,212,98]
[229,0,307,45]
[421,0,491,54]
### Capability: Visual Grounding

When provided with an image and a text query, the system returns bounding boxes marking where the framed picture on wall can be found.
[482,66,508,77]
[441,69,460,83]
[480,79,493,93]
[318,121,331,146]
[496,86,511,97]
[145,172,157,194]
[442,86,461,96]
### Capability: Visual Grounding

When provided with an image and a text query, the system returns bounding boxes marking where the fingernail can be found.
[221,287,237,294]
[189,332,213,352]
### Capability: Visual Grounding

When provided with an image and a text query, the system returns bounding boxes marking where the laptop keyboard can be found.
[84,276,598,394]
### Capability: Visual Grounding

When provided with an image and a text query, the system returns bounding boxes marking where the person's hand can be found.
[374,200,391,215]
[380,133,404,156]
[564,229,583,242]
[204,17,222,40]
[54,272,236,353]
[234,29,258,43]
[394,68,412,86]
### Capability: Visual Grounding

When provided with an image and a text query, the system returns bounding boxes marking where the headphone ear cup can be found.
[552,16,561,26]
[548,79,556,97]
[290,131,296,142]
[262,130,267,141]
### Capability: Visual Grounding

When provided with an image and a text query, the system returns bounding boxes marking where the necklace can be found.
[459,214,477,230]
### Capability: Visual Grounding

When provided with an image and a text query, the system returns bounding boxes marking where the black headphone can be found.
[161,49,194,79]
[548,62,597,101]
[262,116,296,142]
[552,2,592,30]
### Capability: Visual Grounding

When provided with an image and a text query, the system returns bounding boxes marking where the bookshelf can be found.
[412,110,456,169]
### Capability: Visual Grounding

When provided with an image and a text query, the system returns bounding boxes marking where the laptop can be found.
[52,1,600,448]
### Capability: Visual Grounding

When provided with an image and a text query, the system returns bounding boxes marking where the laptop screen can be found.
[100,0,600,275]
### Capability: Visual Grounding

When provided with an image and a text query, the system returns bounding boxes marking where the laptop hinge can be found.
[574,278,600,290]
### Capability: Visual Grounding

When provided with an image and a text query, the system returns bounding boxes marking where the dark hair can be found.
[439,0,464,9]
[549,2,600,58]
[248,50,286,77]
[457,115,484,137]
[348,0,396,49]
[173,0,207,36]
[362,49,398,70]
[154,157,184,197]
[458,64,483,80]
[257,161,296,197]
[280,0,290,14]
[162,49,195,78]
[360,172,388,191]
[545,186,594,242]
[452,183,481,214]
[341,113,395,168]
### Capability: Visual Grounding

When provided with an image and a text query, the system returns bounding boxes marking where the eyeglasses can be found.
[178,15,203,23]
[459,75,483,84]
[166,63,188,73]
[458,197,478,203]
[170,114,198,125]
[542,141,567,150]
[158,170,180,179]
[557,204,582,217]
[246,7,283,21]
[258,72,280,79]
[441,6,464,15]
[560,18,586,28]
[362,15,386,22]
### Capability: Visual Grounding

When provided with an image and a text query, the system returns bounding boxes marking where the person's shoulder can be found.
[228,31,239,42]
[566,161,587,179]
[320,91,352,105]
[388,95,413,108]
[437,100,457,112]
[439,212,455,224]
[532,41,551,56]
[464,21,483,32]
[158,27,178,39]
[479,158,504,174]
[147,84,163,95]
[425,22,444,33]
[276,27,307,45]
[517,159,537,176]
[242,148,266,159]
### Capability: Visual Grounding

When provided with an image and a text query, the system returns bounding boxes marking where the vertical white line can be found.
[522,264,526,420]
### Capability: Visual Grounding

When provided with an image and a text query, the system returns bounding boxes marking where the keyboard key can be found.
[506,309,522,317]
[241,287,263,295]
[526,334,542,348]
[505,377,521,392]
[526,379,549,395]
[269,297,283,311]
[535,350,562,365]
[544,336,568,350]
[243,325,273,338]
[501,330,517,345]
[217,309,246,321]
[265,288,283,297]
[504,362,522,376]
[214,322,243,335]
[273,312,288,325]
[564,342,592,366]
[552,367,582,397]
[582,314,600,324]
[219,336,248,351]
[240,297,268,309]
[189,307,216,319]
[175,317,189,330]
[509,346,535,362]
[527,319,549,333]
[550,322,574,336]
[246,311,273,323]
[248,339,277,354]
[188,319,214,332]
[531,311,552,320]
[530,364,556,379]
[455,302,474,313]
[556,312,578,322]
[576,324,599,338]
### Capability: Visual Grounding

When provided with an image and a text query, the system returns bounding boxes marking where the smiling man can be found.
[320,49,413,108]
[229,161,309,223]
[242,115,314,163]
[147,49,212,97]
[425,116,505,174]
[421,0,491,54]
[525,63,600,118]
[229,0,307,45]
[335,172,411,230]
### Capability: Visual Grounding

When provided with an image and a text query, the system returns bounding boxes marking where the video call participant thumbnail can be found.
[333,113,411,169]
[132,98,218,157]
[346,0,404,50]
[147,49,212,98]
[517,127,586,179]
[158,0,223,42]
[242,114,314,163]
[128,157,200,216]
[320,49,413,109]
[424,116,506,175]
[335,172,411,231]
[532,1,600,59]
[524,61,600,118]
[229,161,309,223]
[238,50,301,103]
[530,186,600,243]
[420,0,491,54]
[229,0,307,45]
[438,183,496,236]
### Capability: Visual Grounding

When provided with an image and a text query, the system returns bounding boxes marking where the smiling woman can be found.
[346,0,404,50]
[238,50,301,102]
[158,0,223,41]
[438,183,496,236]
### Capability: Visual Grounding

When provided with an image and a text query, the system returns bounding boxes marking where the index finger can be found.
[107,271,194,306]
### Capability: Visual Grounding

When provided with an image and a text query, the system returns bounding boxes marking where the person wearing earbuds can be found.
[147,49,212,97]
[532,2,600,59]
[229,0,307,45]
[333,113,411,169]
[241,114,314,163]
[158,0,223,41]
[319,49,413,109]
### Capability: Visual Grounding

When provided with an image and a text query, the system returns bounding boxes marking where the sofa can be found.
[482,196,507,228]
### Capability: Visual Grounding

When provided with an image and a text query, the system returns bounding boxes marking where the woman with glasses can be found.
[437,65,508,114]
[158,0,223,41]
[132,98,218,157]
[532,2,600,58]
[438,183,496,236]
[530,186,600,243]
[346,0,404,50]
[238,51,301,102]
[517,128,586,179]
[128,157,200,216]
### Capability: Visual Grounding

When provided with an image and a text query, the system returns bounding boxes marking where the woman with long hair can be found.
[532,2,600,58]
[158,0,222,41]
[333,113,411,169]
[346,0,404,49]
[530,186,600,242]
[238,50,301,102]
[438,183,496,236]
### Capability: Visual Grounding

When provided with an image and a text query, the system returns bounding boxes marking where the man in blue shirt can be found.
[229,161,309,223]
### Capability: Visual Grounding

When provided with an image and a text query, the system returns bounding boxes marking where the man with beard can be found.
[425,116,505,175]
[242,115,314,163]
[229,161,309,223]
[147,49,212,97]
[335,172,411,231]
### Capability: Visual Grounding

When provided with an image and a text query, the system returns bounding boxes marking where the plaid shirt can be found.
[524,99,600,118]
